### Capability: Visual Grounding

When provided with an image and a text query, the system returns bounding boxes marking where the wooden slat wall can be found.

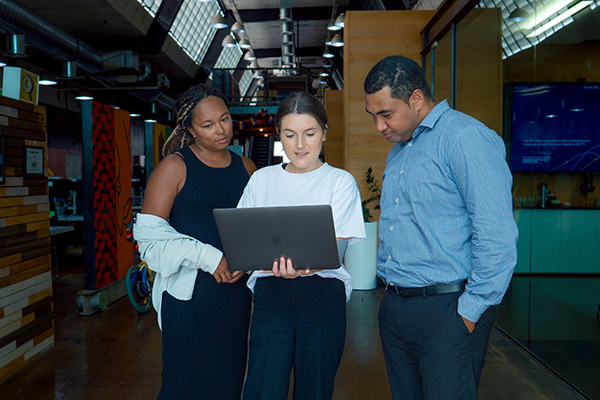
[0,96,53,382]
[455,8,503,136]
[343,10,436,219]
[323,90,344,169]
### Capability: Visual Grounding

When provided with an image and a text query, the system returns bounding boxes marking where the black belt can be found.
[386,280,466,298]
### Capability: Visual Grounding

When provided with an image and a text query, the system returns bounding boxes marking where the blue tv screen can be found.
[509,83,600,172]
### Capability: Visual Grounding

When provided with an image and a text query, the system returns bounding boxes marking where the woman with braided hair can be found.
[134,84,256,399]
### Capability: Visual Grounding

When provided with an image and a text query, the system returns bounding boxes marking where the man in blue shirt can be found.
[364,56,518,400]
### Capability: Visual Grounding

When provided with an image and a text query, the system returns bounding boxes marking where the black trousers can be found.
[242,276,347,400]
[159,271,251,400]
[378,289,496,400]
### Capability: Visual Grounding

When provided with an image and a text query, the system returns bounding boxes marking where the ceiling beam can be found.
[140,0,185,55]
[254,46,328,59]
[238,7,333,22]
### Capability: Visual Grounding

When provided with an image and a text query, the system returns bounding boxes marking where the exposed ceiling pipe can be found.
[0,0,104,73]
[0,0,175,111]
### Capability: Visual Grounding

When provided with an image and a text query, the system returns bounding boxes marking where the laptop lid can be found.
[213,205,341,271]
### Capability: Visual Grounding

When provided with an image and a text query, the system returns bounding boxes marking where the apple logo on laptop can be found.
[272,235,282,245]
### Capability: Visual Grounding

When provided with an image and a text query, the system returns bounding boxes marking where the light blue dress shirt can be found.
[377,100,518,322]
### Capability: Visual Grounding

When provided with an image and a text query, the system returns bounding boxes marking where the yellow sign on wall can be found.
[2,66,39,104]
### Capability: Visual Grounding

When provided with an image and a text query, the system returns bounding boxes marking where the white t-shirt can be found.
[237,162,366,301]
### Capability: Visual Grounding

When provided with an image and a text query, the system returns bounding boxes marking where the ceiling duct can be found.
[0,0,174,110]
[0,0,104,72]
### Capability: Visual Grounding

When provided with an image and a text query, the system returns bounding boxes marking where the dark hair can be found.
[364,56,434,104]
[162,84,229,157]
[276,91,328,133]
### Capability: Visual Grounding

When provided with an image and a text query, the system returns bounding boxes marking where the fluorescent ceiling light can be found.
[526,1,591,37]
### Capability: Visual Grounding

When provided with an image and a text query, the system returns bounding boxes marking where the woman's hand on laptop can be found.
[269,257,321,279]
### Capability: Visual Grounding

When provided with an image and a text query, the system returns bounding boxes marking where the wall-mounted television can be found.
[507,83,600,172]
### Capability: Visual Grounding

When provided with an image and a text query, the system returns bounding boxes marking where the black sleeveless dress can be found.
[158,146,252,400]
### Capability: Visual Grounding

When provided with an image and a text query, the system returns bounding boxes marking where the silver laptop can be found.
[213,205,347,271]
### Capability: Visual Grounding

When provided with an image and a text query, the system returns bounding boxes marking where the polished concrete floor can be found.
[0,261,590,400]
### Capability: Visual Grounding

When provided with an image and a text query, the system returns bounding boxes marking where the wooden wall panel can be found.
[324,90,344,169]
[455,8,503,136]
[0,96,53,383]
[343,10,436,219]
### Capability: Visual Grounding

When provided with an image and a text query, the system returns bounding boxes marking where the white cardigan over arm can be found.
[133,213,223,330]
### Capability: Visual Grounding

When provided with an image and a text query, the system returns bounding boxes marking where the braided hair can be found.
[162,85,229,157]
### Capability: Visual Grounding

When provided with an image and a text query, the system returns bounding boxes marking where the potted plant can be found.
[344,167,381,290]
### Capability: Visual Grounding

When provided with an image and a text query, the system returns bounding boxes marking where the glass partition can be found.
[425,2,600,397]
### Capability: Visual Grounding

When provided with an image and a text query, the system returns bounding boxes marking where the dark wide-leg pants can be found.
[378,289,496,400]
[158,271,251,400]
[242,276,347,400]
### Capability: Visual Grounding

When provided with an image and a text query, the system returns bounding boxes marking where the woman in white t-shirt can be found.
[239,92,366,400]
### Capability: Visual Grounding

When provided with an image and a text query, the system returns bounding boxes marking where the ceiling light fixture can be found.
[526,1,592,37]
[244,50,256,61]
[320,72,329,77]
[63,61,77,78]
[508,7,530,23]
[0,61,6,67]
[325,31,333,46]
[130,111,141,117]
[327,18,342,31]
[39,71,58,85]
[231,22,245,33]
[334,13,345,28]
[323,46,335,58]
[239,38,252,49]
[222,35,238,47]
[75,89,94,101]
[210,14,228,29]
[282,33,293,45]
[331,34,344,47]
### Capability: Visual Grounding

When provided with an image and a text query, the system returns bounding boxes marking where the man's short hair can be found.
[364,56,434,104]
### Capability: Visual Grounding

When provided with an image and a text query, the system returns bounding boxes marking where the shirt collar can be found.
[412,100,450,140]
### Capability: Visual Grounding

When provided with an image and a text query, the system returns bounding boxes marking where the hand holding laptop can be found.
[270,256,320,278]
